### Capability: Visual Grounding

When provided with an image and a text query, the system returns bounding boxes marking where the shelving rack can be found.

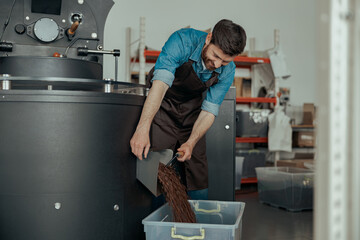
[236,97,276,104]
[241,177,258,184]
[140,50,271,65]
[236,137,268,143]
[233,56,274,184]
[235,95,275,144]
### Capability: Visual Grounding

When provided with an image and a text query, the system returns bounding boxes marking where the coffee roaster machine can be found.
[0,0,152,239]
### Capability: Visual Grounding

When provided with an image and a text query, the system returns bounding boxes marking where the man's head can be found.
[202,19,247,71]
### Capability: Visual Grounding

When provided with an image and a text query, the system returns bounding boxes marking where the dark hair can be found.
[210,19,247,56]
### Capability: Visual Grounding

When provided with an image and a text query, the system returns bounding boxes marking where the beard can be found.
[201,45,216,71]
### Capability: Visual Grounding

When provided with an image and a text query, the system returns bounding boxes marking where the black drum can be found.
[0,56,102,79]
[0,83,152,240]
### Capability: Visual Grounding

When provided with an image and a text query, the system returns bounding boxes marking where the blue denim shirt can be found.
[152,28,235,116]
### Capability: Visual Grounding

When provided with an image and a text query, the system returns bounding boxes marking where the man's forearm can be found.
[187,110,215,147]
[136,80,169,132]
[130,80,169,159]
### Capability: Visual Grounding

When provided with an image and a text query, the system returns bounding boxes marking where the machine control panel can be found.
[0,0,114,64]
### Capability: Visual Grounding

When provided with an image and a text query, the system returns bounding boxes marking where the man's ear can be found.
[205,32,212,45]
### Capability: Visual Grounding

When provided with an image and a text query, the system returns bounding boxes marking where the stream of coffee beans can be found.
[158,163,196,223]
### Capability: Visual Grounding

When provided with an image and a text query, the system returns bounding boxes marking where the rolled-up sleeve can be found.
[201,100,220,116]
[202,64,235,116]
[152,69,174,87]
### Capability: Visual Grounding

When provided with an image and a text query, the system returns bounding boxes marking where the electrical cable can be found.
[0,0,16,42]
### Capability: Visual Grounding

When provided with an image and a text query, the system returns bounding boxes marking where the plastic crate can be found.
[143,200,245,240]
[255,167,314,211]
[236,150,266,178]
[236,109,270,137]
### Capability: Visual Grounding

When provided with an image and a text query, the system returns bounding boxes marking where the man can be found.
[130,19,246,200]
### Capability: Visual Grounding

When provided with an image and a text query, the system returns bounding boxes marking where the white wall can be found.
[103,0,317,106]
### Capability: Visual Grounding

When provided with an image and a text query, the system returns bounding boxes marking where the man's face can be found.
[201,41,236,71]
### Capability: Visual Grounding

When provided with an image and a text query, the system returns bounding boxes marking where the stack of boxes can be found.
[292,103,316,147]
[233,77,252,98]
[277,103,316,169]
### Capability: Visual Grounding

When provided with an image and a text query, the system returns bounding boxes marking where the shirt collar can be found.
[189,35,221,74]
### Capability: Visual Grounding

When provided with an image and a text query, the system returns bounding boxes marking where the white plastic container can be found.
[143,200,245,240]
[256,167,314,211]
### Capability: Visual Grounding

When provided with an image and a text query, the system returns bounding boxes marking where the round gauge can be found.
[34,18,59,42]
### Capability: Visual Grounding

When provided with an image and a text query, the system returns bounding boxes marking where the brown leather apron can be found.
[147,60,219,190]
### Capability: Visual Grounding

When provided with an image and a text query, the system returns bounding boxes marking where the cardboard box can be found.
[277,159,314,169]
[293,131,315,147]
[294,153,314,159]
[242,78,252,97]
[303,103,315,125]
[233,77,243,98]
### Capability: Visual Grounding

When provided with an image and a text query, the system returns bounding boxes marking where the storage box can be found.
[294,152,314,159]
[236,109,270,137]
[255,167,314,211]
[276,159,314,169]
[293,131,315,147]
[143,200,245,240]
[233,77,243,98]
[236,150,266,178]
[242,79,251,97]
[303,103,315,125]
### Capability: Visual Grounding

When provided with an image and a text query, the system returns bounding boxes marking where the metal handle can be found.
[68,21,79,35]
[176,151,184,158]
[166,152,184,167]
[77,47,120,56]
[77,47,120,81]
[171,227,205,240]
[194,202,221,213]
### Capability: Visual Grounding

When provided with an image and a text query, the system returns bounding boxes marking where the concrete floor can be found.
[236,189,313,240]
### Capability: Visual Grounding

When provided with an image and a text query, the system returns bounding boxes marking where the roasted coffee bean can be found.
[158,163,196,223]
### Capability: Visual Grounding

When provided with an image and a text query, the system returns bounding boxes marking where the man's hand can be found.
[129,80,169,160]
[130,127,150,160]
[177,142,194,162]
[176,110,215,162]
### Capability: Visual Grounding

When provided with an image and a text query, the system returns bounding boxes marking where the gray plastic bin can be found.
[236,150,266,178]
[143,200,245,240]
[236,109,270,137]
[256,167,314,211]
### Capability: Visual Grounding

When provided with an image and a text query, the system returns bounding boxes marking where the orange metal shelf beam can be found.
[236,97,276,104]
[234,56,270,64]
[241,177,258,184]
[144,50,160,57]
[236,137,268,143]
[142,50,271,67]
